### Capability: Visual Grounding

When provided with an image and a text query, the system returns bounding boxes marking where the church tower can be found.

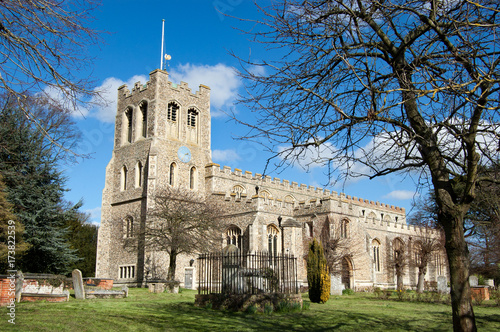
[96,69,212,284]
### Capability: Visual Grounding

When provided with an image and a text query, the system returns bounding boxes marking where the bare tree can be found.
[142,187,226,281]
[414,235,444,293]
[467,165,500,280]
[231,1,500,330]
[319,217,362,289]
[0,0,103,155]
[410,165,500,284]
[385,237,407,292]
[1,94,83,163]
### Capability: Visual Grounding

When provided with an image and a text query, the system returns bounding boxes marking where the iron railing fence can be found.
[198,251,298,295]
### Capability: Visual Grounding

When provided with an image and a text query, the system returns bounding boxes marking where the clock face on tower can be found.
[177,146,192,163]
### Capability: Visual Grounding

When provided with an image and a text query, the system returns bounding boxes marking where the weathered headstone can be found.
[122,285,129,298]
[485,279,495,288]
[469,275,478,287]
[72,269,85,299]
[15,271,23,303]
[437,276,448,293]
[330,274,343,296]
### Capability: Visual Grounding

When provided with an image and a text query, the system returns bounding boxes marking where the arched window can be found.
[189,166,197,190]
[124,216,134,238]
[372,239,381,272]
[284,195,296,207]
[267,224,279,257]
[393,238,405,286]
[367,212,377,222]
[340,219,349,238]
[414,241,422,266]
[261,190,272,203]
[394,238,404,259]
[168,102,178,122]
[225,225,242,249]
[169,162,177,186]
[135,161,143,188]
[306,222,313,237]
[120,166,128,191]
[125,108,133,143]
[232,185,245,198]
[139,101,147,138]
[187,109,198,127]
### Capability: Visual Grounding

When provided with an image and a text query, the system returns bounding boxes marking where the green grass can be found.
[6,289,500,331]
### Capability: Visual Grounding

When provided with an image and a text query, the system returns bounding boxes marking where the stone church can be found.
[96,69,448,291]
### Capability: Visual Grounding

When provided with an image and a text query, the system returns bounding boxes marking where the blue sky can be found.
[63,0,421,225]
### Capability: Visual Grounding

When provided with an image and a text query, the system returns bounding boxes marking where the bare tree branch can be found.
[138,187,227,281]
[230,1,500,330]
[0,1,104,157]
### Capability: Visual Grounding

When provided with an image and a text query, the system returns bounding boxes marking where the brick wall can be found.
[20,294,68,303]
[84,278,113,290]
[0,277,15,306]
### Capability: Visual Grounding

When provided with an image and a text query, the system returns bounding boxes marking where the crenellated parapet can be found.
[205,163,405,216]
[212,180,437,240]
[117,69,210,103]
[113,69,212,152]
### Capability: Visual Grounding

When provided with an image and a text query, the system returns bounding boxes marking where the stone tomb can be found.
[71,269,128,300]
[17,273,69,303]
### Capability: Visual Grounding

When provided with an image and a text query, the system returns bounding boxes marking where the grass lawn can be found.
[6,288,500,331]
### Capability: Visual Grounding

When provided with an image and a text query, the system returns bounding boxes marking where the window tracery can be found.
[225,225,242,249]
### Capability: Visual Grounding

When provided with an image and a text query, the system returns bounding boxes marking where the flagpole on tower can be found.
[160,19,165,70]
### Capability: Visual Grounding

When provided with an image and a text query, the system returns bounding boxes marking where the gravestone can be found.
[437,276,448,293]
[469,275,478,287]
[485,279,495,287]
[122,286,129,298]
[15,271,23,303]
[72,269,85,299]
[330,274,343,296]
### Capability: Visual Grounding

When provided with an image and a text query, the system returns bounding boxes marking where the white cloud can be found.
[383,190,419,200]
[169,63,241,116]
[248,65,266,77]
[69,75,148,123]
[91,75,148,123]
[212,149,241,162]
[278,140,337,171]
[71,63,241,123]
[85,206,101,225]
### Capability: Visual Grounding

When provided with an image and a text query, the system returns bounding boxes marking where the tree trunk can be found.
[416,270,425,294]
[396,273,404,291]
[167,250,177,281]
[441,211,477,332]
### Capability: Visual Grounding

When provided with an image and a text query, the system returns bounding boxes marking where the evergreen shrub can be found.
[306,238,330,303]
